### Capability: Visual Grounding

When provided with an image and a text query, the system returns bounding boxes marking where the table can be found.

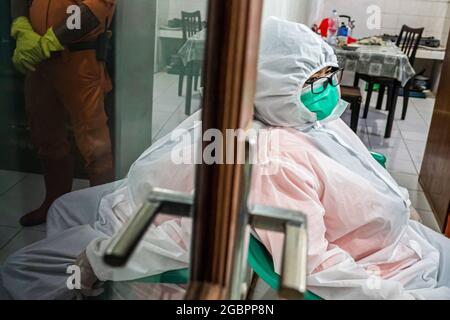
[335,45,416,87]
[177,28,207,66]
[159,28,183,39]
[416,47,446,95]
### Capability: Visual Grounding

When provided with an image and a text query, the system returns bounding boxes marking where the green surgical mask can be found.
[301,84,340,121]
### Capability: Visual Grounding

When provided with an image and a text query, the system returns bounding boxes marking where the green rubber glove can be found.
[11,17,64,74]
[40,27,64,58]
[11,17,42,73]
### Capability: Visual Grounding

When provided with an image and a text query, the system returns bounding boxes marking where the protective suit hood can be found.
[255,17,347,128]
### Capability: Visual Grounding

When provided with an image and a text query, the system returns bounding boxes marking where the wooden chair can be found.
[181,11,203,41]
[178,11,203,111]
[355,25,424,138]
[341,85,362,133]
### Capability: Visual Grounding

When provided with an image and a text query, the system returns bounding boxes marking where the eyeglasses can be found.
[304,68,344,94]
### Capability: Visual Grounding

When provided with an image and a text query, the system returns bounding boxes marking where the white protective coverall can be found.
[250,17,450,300]
[2,17,450,300]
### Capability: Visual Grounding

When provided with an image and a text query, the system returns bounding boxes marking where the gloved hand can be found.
[40,27,65,58]
[11,17,42,73]
[74,250,105,298]
[11,17,64,74]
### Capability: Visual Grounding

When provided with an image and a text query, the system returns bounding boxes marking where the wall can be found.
[318,0,450,44]
[442,1,450,45]
[157,0,207,26]
[168,0,208,22]
[262,0,309,24]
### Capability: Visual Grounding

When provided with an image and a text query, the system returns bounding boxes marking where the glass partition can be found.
[0,0,208,301]
[114,0,208,177]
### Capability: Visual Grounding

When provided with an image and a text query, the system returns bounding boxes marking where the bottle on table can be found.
[327,9,339,46]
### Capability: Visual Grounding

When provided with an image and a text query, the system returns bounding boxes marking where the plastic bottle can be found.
[337,22,349,46]
[327,9,339,46]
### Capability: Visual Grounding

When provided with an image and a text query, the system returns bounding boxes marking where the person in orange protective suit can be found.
[10,0,116,227]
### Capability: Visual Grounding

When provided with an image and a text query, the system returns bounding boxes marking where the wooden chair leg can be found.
[376,85,385,110]
[194,62,201,91]
[353,73,360,87]
[350,101,361,133]
[385,89,391,111]
[385,84,399,138]
[194,75,199,91]
[185,71,193,116]
[385,86,392,111]
[178,71,185,97]
[402,82,411,120]
[363,82,374,119]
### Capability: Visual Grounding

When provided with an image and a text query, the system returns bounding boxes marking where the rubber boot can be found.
[19,157,74,227]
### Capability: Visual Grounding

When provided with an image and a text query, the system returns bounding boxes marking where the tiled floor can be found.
[0,81,441,298]
[0,174,89,265]
[152,72,201,142]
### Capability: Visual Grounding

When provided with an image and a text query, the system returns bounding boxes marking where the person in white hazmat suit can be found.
[2,17,450,300]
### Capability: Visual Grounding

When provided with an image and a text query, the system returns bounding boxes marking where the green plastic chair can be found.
[102,152,387,300]
[371,152,387,168]
[103,234,321,300]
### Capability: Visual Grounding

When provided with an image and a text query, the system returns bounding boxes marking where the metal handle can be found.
[104,188,193,267]
[249,205,308,299]
[279,222,308,299]
[104,200,161,267]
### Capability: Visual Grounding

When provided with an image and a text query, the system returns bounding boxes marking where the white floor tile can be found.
[368,134,405,149]
[153,73,179,94]
[0,229,46,264]
[364,123,402,139]
[399,130,429,142]
[415,108,434,120]
[3,174,45,202]
[152,111,173,139]
[390,172,423,191]
[0,171,26,196]
[404,139,426,155]
[418,211,441,233]
[396,121,429,134]
[154,109,190,141]
[374,147,412,163]
[412,98,435,110]
[154,95,184,114]
[386,158,417,175]
[0,227,19,249]
[408,157,424,175]
[419,114,433,126]
[357,131,371,149]
[0,194,43,228]
[400,116,427,128]
[409,191,432,211]
[398,110,422,122]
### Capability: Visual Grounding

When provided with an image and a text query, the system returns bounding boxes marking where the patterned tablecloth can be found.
[178,34,416,87]
[177,29,207,66]
[335,45,416,86]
